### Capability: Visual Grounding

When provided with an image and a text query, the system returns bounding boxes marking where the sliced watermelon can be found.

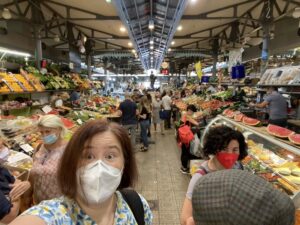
[225,110,235,118]
[61,117,75,129]
[222,109,231,115]
[234,114,244,122]
[266,124,294,139]
[242,117,261,126]
[288,133,300,145]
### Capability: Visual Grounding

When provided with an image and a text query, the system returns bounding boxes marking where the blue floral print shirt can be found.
[21,191,153,225]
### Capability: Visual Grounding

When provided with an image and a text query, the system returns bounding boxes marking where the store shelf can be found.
[257,84,300,87]
[0,89,75,96]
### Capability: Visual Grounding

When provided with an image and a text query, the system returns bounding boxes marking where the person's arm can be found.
[9,180,31,202]
[186,116,199,126]
[180,174,202,225]
[253,101,269,108]
[1,200,20,224]
[8,215,46,225]
[181,198,193,225]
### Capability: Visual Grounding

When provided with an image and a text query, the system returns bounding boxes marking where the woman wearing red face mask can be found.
[180,125,248,225]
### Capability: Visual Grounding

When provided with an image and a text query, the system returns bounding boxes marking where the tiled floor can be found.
[135,129,190,225]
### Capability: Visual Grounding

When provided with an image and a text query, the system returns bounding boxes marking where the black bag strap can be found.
[120,189,145,225]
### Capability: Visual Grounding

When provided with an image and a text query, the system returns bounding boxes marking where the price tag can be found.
[20,144,34,153]
[77,119,83,125]
[42,105,52,114]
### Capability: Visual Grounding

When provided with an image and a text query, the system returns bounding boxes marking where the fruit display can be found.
[24,132,42,149]
[242,117,261,126]
[266,124,294,139]
[288,133,300,145]
[183,95,204,106]
[212,89,233,101]
[174,100,187,111]
[60,117,76,129]
[223,109,235,118]
[200,99,232,111]
[234,113,244,122]
[13,74,35,92]
[0,72,24,92]
[20,68,44,91]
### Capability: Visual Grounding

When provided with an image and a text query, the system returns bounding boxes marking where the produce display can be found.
[289,134,300,145]
[259,66,300,85]
[212,89,233,100]
[244,138,300,195]
[266,124,294,139]
[242,117,261,126]
[84,95,119,115]
[234,113,244,122]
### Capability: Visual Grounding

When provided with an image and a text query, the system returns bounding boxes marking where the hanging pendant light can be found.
[149,20,154,30]
[2,8,12,20]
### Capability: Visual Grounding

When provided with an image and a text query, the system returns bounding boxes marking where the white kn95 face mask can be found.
[77,160,123,205]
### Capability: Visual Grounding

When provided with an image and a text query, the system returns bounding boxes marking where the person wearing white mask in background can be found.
[9,119,152,225]
[23,115,67,207]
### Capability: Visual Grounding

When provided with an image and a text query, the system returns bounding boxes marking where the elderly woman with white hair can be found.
[24,115,68,206]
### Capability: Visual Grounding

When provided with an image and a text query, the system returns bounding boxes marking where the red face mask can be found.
[216,152,239,169]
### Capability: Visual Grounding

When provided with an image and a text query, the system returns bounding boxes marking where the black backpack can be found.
[120,189,145,225]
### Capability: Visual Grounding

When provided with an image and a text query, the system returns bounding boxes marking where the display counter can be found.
[200,115,300,207]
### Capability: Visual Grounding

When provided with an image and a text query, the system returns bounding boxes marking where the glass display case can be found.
[201,115,300,207]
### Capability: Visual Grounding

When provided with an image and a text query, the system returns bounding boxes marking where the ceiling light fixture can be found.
[177,25,183,31]
[149,20,154,30]
[293,7,300,18]
[171,41,175,45]
[132,49,136,53]
[150,38,154,45]
[54,34,60,42]
[0,47,30,57]
[150,45,154,50]
[150,51,153,54]
[106,0,111,3]
[128,42,132,46]
[120,26,126,32]
[2,8,12,20]
[168,48,172,52]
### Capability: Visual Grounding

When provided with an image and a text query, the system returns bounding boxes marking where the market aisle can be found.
[135,129,190,225]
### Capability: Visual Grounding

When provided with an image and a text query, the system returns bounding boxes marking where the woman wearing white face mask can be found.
[10,119,153,225]
[23,115,67,206]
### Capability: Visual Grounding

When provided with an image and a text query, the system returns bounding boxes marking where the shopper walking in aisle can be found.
[162,90,172,129]
[146,93,153,138]
[152,92,164,135]
[180,126,248,225]
[179,105,202,174]
[139,96,151,152]
[250,86,287,127]
[25,115,67,206]
[10,120,152,225]
[118,92,139,148]
[190,170,295,225]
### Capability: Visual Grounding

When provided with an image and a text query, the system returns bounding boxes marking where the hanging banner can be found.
[195,61,202,79]
[228,49,242,72]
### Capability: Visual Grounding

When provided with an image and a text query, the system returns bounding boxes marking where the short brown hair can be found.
[58,119,138,199]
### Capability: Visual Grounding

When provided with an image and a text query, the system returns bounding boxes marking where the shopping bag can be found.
[178,124,194,146]
[159,110,168,120]
[189,134,201,157]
